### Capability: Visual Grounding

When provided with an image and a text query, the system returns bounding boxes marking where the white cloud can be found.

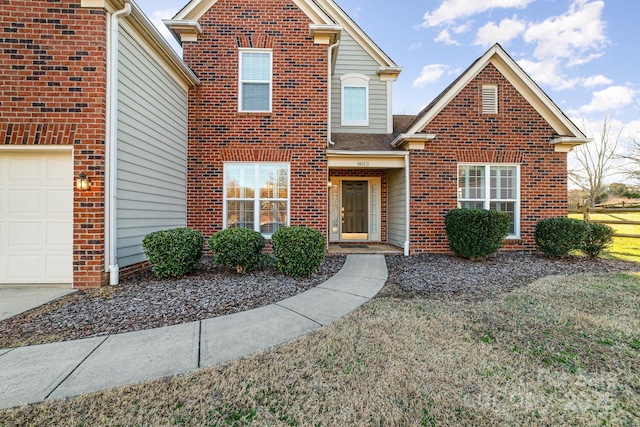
[518,58,580,90]
[523,0,607,61]
[452,23,472,34]
[582,75,613,87]
[567,52,604,67]
[579,86,635,114]
[413,64,448,88]
[409,42,423,50]
[434,29,461,46]
[473,16,526,48]
[422,0,535,28]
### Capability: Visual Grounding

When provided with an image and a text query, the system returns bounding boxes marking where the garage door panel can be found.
[45,254,73,281]
[9,222,41,247]
[8,158,40,183]
[46,221,72,247]
[9,189,42,214]
[46,157,72,183]
[7,255,41,281]
[47,189,72,213]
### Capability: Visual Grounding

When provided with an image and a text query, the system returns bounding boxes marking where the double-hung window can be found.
[341,74,370,126]
[239,49,272,112]
[458,164,520,237]
[224,163,289,236]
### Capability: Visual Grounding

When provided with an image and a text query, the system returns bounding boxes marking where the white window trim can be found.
[340,73,370,126]
[482,84,498,114]
[223,163,290,237]
[238,49,273,113]
[457,163,520,239]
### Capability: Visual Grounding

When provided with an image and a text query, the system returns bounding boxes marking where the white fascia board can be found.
[327,150,409,156]
[173,0,219,20]
[550,137,592,152]
[390,133,436,148]
[173,0,333,25]
[164,19,204,43]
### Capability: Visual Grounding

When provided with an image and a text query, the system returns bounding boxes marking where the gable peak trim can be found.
[407,44,585,140]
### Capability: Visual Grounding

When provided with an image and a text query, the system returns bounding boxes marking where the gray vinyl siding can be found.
[387,168,406,249]
[116,27,189,267]
[332,31,388,134]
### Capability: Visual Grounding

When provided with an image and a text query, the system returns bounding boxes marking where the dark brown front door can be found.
[342,181,368,234]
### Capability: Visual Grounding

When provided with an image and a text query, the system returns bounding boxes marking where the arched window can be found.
[341,74,370,126]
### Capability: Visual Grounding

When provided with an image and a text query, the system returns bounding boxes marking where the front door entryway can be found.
[328,176,382,243]
[342,181,368,240]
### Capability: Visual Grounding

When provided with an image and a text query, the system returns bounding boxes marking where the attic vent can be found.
[482,85,498,114]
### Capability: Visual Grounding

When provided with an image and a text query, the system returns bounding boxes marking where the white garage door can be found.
[0,150,73,284]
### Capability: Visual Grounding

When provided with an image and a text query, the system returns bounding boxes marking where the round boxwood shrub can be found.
[142,227,204,277]
[445,209,511,260]
[272,226,325,277]
[581,222,614,258]
[208,227,265,273]
[534,217,590,258]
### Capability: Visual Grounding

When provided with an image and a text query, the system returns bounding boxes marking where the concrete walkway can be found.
[0,255,387,410]
[0,286,76,321]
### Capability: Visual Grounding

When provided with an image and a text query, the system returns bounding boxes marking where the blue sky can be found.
[137,0,639,165]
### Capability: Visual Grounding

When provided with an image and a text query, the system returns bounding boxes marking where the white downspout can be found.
[326,38,340,249]
[327,38,340,147]
[404,153,410,256]
[106,1,131,285]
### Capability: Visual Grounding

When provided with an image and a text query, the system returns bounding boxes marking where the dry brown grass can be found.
[1,272,639,426]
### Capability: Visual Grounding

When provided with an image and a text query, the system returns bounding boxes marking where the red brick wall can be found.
[183,0,329,240]
[0,1,108,287]
[329,169,388,243]
[409,63,567,253]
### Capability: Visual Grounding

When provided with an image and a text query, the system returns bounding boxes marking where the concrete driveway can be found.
[0,286,76,321]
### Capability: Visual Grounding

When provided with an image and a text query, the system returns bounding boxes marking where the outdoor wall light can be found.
[76,173,92,191]
[327,181,333,188]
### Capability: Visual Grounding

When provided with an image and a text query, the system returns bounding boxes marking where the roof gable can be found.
[166,0,400,74]
[405,44,587,144]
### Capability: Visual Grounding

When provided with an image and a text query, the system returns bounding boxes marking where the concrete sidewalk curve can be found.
[0,254,388,410]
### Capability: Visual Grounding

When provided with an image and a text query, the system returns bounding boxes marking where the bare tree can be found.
[620,134,640,184]
[569,115,622,208]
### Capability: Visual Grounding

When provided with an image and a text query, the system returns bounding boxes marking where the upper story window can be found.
[458,164,520,237]
[341,74,370,126]
[482,84,498,114]
[239,49,272,112]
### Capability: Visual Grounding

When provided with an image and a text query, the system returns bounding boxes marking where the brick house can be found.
[1,0,588,289]
[166,0,589,256]
[0,0,198,288]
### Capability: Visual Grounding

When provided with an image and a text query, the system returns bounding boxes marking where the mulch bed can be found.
[381,251,638,301]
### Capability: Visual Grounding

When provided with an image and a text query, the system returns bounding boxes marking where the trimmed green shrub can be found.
[581,222,614,258]
[208,228,265,273]
[534,217,590,258]
[272,226,325,277]
[444,209,511,260]
[142,227,204,277]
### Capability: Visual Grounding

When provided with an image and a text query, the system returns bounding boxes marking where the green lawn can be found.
[2,272,639,426]
[569,212,640,263]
